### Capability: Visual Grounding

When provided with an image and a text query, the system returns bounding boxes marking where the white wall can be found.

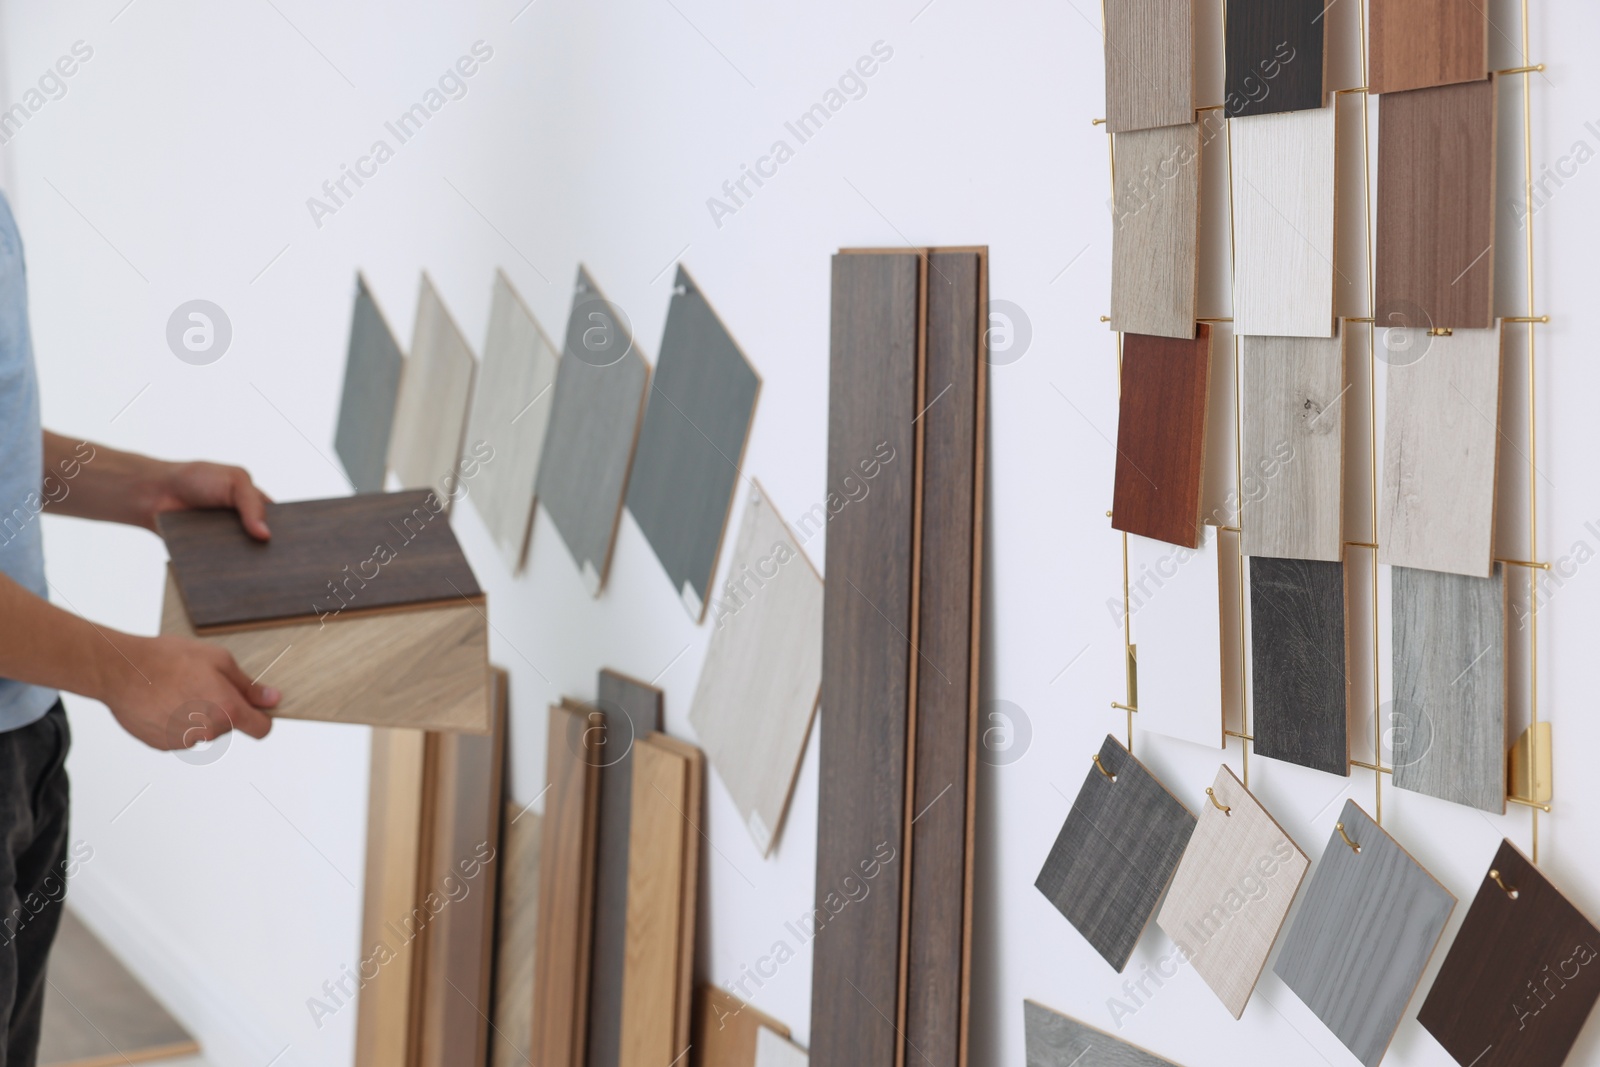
[4,1,1598,1065]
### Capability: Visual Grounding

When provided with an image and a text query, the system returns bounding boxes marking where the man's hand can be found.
[145,460,273,541]
[98,634,278,749]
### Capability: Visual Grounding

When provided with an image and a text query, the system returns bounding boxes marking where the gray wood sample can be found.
[1250,556,1350,776]
[1023,1000,1179,1067]
[388,274,479,505]
[1035,735,1196,971]
[1104,0,1195,134]
[625,265,762,620]
[1392,565,1507,813]
[535,266,651,595]
[1272,800,1456,1067]
[335,274,405,493]
[1111,123,1202,340]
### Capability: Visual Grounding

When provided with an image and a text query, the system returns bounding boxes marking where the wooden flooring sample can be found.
[588,670,664,1067]
[335,274,405,494]
[754,1027,809,1067]
[689,482,822,856]
[1035,735,1196,971]
[1156,766,1309,1018]
[1370,0,1487,95]
[1240,333,1345,561]
[490,801,541,1067]
[464,269,561,573]
[1419,839,1600,1067]
[1104,0,1194,134]
[1375,80,1498,330]
[1250,556,1350,775]
[1127,528,1226,749]
[1224,0,1326,117]
[1111,124,1202,339]
[1273,800,1456,1067]
[388,275,477,503]
[1392,565,1507,813]
[693,986,791,1067]
[536,266,651,595]
[625,266,761,620]
[1231,106,1338,337]
[1111,328,1212,549]
[1023,999,1179,1066]
[1379,325,1502,577]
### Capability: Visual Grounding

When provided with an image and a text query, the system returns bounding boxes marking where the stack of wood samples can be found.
[812,246,986,1067]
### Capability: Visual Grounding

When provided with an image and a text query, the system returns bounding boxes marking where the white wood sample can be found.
[388,274,478,505]
[1111,123,1202,340]
[755,1026,808,1067]
[1127,527,1225,749]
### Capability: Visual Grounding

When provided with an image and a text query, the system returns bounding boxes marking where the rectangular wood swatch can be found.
[1023,999,1180,1066]
[1035,735,1196,971]
[693,986,791,1067]
[1375,79,1498,329]
[1224,0,1327,117]
[335,274,405,494]
[535,266,651,595]
[625,265,762,620]
[489,801,540,1067]
[1111,124,1202,339]
[1112,328,1212,548]
[1104,0,1194,134]
[1231,106,1338,337]
[388,274,478,503]
[1240,333,1345,561]
[1392,565,1507,813]
[1419,839,1600,1067]
[1379,325,1502,577]
[1156,766,1309,1018]
[1250,556,1350,775]
[1273,800,1456,1067]
[1370,0,1487,95]
[755,1027,809,1067]
[464,269,561,573]
[1126,528,1226,749]
[688,482,822,856]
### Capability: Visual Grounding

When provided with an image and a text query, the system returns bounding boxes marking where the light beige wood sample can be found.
[1126,528,1225,748]
[1155,766,1309,1018]
[489,801,541,1067]
[754,1026,809,1067]
[1378,324,1502,577]
[388,274,478,504]
[693,986,791,1067]
[1111,123,1202,340]
[1104,0,1195,134]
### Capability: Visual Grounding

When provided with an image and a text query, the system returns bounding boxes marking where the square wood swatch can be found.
[1036,735,1196,971]
[489,800,540,1067]
[388,275,478,504]
[689,482,821,856]
[464,270,560,573]
[1231,105,1338,337]
[693,986,791,1067]
[1419,839,1600,1067]
[1273,800,1456,1067]
[535,266,651,595]
[1224,0,1327,117]
[1392,565,1507,813]
[1370,0,1488,95]
[1156,766,1310,1018]
[335,274,405,494]
[1110,124,1202,339]
[754,1027,808,1067]
[1127,529,1226,749]
[1240,333,1345,561]
[1250,556,1350,775]
[625,265,761,621]
[1112,328,1212,549]
[1379,324,1502,577]
[1375,79,1498,330]
[1104,0,1194,134]
[1023,999,1180,1066]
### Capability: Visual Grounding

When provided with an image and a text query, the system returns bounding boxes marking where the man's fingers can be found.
[222,694,273,740]
[214,651,281,710]
[231,468,272,541]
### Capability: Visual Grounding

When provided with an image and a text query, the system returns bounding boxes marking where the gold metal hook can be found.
[1205,787,1231,815]
[1427,327,1454,336]
[1092,754,1117,782]
[1336,822,1362,855]
[1489,868,1520,900]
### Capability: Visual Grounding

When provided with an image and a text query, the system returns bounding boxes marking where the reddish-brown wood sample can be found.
[1111,328,1214,549]
[1370,0,1488,95]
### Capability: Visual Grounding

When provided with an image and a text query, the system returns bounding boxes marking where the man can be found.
[0,191,278,1066]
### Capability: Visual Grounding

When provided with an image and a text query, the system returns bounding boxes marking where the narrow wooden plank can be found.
[1378,325,1502,577]
[1111,328,1212,549]
[1272,801,1456,1067]
[692,986,791,1067]
[1023,1000,1179,1066]
[1250,556,1350,775]
[1224,0,1327,117]
[1392,565,1508,813]
[1369,0,1488,95]
[1126,528,1226,749]
[489,800,541,1067]
[1110,124,1202,339]
[1104,0,1194,134]
[754,1028,809,1067]
[335,274,405,494]
[388,275,478,503]
[1375,79,1498,330]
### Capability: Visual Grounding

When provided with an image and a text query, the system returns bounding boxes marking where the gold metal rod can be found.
[1206,787,1232,815]
[1508,795,1553,813]
[1346,540,1379,549]
[1111,702,1138,713]
[1505,315,1550,323]
[1344,316,1376,323]
[1336,86,1371,94]
[1495,557,1552,570]
[1520,0,1542,868]
[1093,754,1117,781]
[1357,0,1383,828]
[1489,868,1521,899]
[1350,759,1393,775]
[1196,316,1234,323]
[1336,822,1362,854]
[1225,730,1254,741]
[1497,63,1545,75]
[1196,103,1227,112]
[1093,118,1107,126]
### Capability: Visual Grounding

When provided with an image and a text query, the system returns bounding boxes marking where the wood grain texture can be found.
[1231,106,1338,338]
[1369,0,1488,95]
[1112,328,1212,549]
[1023,1000,1180,1067]
[1375,79,1498,329]
[1104,0,1194,134]
[388,275,478,502]
[464,270,561,573]
[1392,565,1507,813]
[1127,528,1226,749]
[1035,735,1197,971]
[1250,556,1350,775]
[688,482,822,856]
[754,1028,809,1067]
[1224,0,1327,117]
[335,274,405,494]
[535,266,651,595]
[1419,839,1600,1067]
[693,986,791,1067]
[1272,800,1456,1067]
[1155,766,1309,1018]
[489,801,541,1067]
[1240,333,1345,561]
[1378,325,1502,577]
[1111,124,1202,339]
[625,265,762,620]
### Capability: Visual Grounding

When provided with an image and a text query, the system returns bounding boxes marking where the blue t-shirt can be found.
[0,192,58,731]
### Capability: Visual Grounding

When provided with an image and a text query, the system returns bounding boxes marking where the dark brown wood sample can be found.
[1419,839,1600,1067]
[1375,79,1498,330]
[1370,0,1488,95]
[1224,0,1327,117]
[1250,557,1350,776]
[1111,328,1213,549]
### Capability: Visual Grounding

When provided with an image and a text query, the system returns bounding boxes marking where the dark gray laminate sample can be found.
[1023,999,1179,1067]
[1224,0,1327,117]
[1250,556,1349,776]
[335,274,405,493]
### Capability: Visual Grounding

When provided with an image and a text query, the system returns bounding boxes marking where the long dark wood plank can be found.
[1250,557,1350,776]
[1224,0,1327,117]
[1111,328,1213,549]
